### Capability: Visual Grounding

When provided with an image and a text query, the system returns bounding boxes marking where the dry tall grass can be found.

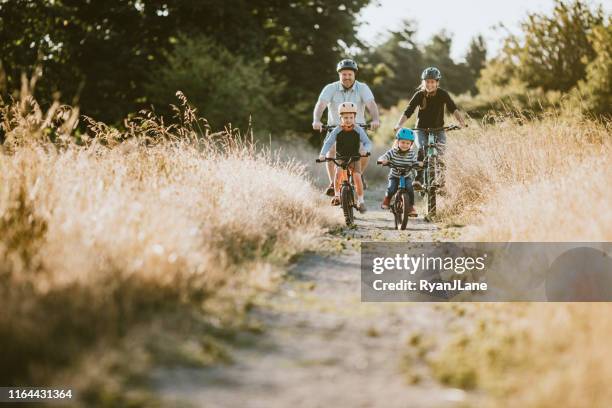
[440,111,611,240]
[0,83,337,402]
[429,111,612,407]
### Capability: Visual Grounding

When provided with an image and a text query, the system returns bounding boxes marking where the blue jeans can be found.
[414,129,446,183]
[414,129,447,154]
[386,176,415,206]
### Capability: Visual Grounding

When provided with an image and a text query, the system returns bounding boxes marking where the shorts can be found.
[336,159,362,174]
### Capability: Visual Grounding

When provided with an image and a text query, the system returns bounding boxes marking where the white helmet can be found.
[338,102,357,115]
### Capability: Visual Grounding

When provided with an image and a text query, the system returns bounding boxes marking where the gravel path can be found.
[153,190,473,408]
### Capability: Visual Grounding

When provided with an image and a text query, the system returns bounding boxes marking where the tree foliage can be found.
[0,0,371,130]
[145,35,281,131]
[504,0,604,92]
[360,22,485,108]
[579,19,612,115]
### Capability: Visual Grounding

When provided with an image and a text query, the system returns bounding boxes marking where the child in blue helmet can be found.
[378,128,422,215]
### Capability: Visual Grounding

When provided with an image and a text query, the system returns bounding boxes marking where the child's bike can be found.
[415,124,461,220]
[376,161,422,230]
[316,153,370,226]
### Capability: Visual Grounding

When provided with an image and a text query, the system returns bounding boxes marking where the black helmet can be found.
[421,67,441,80]
[337,59,358,72]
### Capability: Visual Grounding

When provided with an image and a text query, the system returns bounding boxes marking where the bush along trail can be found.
[152,187,476,408]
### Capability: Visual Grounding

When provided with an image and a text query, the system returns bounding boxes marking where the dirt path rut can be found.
[153,190,473,408]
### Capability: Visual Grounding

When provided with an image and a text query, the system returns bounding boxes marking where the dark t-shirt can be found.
[403,88,458,129]
[336,129,361,158]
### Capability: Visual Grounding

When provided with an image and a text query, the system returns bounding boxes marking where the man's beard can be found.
[342,80,354,89]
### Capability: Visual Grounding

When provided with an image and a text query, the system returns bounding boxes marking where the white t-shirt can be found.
[317,80,375,125]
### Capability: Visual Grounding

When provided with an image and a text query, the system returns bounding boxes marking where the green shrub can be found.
[145,35,283,132]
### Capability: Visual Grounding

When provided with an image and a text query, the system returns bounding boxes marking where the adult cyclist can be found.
[393,67,466,189]
[313,59,381,196]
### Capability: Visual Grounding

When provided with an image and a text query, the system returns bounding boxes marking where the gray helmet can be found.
[337,59,358,72]
[421,67,441,80]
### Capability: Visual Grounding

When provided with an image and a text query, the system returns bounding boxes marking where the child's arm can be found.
[377,148,392,163]
[356,126,373,153]
[319,126,340,157]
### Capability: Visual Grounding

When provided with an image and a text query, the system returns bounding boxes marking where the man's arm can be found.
[365,99,380,130]
[361,84,380,130]
[312,100,327,130]
[313,84,333,130]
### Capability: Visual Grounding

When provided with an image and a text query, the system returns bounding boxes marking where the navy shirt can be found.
[404,88,458,129]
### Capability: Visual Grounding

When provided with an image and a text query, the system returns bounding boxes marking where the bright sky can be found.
[357,0,611,61]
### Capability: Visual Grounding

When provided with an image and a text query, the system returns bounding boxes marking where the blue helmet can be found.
[396,128,415,141]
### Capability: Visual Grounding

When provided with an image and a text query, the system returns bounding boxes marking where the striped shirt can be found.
[378,146,418,178]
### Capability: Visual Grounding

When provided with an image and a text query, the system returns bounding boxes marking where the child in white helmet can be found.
[319,102,372,212]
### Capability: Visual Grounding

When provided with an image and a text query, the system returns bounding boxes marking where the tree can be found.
[465,35,487,94]
[422,31,472,95]
[579,19,612,116]
[507,0,604,92]
[145,35,281,131]
[360,20,423,108]
[0,0,373,131]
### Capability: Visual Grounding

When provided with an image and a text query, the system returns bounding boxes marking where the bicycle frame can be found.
[317,153,370,226]
[412,125,461,219]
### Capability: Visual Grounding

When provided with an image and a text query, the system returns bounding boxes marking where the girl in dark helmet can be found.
[393,67,466,189]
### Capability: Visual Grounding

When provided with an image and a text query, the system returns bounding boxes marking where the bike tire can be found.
[427,158,437,218]
[393,196,401,230]
[399,192,410,230]
[341,186,354,226]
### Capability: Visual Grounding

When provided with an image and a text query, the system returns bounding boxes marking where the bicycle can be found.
[316,153,370,226]
[376,161,423,230]
[317,123,372,192]
[414,124,461,220]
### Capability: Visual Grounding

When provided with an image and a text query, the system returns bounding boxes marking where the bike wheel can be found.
[427,158,437,218]
[341,185,354,226]
[393,196,402,230]
[399,192,410,230]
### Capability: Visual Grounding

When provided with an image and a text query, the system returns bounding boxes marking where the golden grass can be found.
[424,111,612,407]
[0,82,338,401]
[439,112,611,240]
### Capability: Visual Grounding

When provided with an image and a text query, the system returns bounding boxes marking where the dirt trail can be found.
[153,190,472,408]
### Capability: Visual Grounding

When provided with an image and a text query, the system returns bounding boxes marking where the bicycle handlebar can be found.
[316,152,370,164]
[320,123,372,132]
[413,124,463,132]
[376,161,423,170]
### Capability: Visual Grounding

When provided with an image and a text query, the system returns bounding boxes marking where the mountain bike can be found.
[316,153,370,226]
[376,161,422,230]
[415,124,461,220]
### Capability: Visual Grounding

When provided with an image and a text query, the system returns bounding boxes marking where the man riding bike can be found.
[313,59,381,196]
[393,67,466,189]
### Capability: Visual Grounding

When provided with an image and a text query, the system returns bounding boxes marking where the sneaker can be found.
[408,206,418,217]
[325,183,335,197]
[358,202,367,213]
[331,196,341,206]
[412,180,424,191]
[381,196,391,210]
